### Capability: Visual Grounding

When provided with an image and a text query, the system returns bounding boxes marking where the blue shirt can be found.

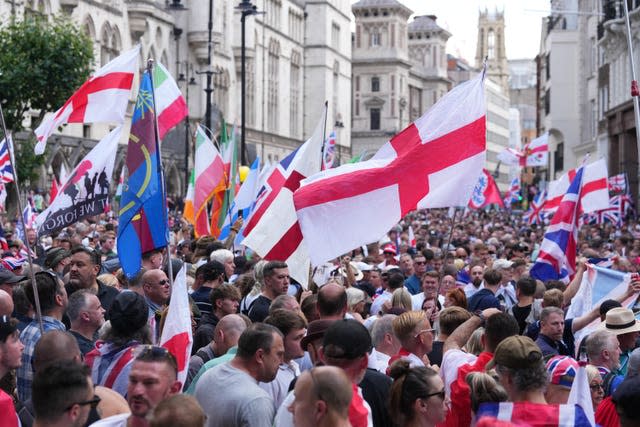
[404,275,421,295]
[17,316,66,402]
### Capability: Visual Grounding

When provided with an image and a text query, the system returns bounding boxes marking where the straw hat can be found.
[601,307,640,335]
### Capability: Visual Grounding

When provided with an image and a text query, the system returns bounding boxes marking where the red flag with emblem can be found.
[294,72,486,266]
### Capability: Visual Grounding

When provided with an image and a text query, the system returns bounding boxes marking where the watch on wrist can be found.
[474,310,486,326]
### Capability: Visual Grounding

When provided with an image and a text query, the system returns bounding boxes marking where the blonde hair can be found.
[346,287,366,311]
[466,371,508,413]
[392,310,427,343]
[543,288,564,308]
[464,327,484,356]
[391,288,412,311]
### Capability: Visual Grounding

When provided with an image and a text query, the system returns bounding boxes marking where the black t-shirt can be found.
[428,340,444,367]
[248,295,272,323]
[512,304,532,335]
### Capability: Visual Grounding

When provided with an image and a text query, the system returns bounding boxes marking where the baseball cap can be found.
[493,259,514,270]
[486,335,543,370]
[322,319,372,360]
[546,355,578,389]
[381,243,397,255]
[0,269,26,285]
[109,292,149,334]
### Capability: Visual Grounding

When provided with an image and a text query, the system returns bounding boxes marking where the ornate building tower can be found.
[475,8,509,93]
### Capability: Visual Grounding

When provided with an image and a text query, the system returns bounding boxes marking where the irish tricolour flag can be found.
[153,62,188,140]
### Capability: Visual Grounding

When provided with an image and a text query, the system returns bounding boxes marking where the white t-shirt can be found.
[440,348,477,396]
[89,413,130,427]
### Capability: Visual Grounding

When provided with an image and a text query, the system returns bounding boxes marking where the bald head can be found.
[317,283,347,319]
[33,330,81,372]
[214,314,249,355]
[0,289,13,316]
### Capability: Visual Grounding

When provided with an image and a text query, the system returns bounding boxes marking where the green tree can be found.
[0,15,94,184]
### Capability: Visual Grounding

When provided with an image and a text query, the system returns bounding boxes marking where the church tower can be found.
[476,8,509,93]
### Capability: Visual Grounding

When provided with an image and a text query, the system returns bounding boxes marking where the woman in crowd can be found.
[388,360,448,427]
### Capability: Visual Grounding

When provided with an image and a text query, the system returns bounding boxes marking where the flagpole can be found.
[0,98,44,333]
[320,100,328,168]
[146,59,174,288]
[622,0,640,165]
[437,207,459,296]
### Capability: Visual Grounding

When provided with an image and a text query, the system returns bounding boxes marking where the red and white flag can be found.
[34,45,140,155]
[294,72,486,266]
[468,169,504,209]
[242,105,328,287]
[544,158,609,214]
[160,264,193,390]
[524,132,549,167]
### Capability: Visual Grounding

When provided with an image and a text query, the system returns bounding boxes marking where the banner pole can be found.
[0,99,44,333]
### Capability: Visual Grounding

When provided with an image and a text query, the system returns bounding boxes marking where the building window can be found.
[554,142,564,172]
[371,76,380,92]
[487,30,495,59]
[267,40,280,132]
[370,108,380,130]
[332,22,340,50]
[544,89,550,115]
[371,32,381,47]
[355,99,359,116]
[83,124,91,139]
[290,52,301,138]
[213,68,229,116]
[247,58,256,126]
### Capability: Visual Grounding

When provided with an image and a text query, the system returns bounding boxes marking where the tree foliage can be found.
[0,15,94,184]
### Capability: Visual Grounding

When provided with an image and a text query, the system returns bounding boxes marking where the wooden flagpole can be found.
[0,96,44,333]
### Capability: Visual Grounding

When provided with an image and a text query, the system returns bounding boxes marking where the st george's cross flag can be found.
[530,165,584,283]
[242,104,328,287]
[34,127,121,236]
[160,264,193,390]
[468,169,504,209]
[34,45,140,155]
[293,71,486,266]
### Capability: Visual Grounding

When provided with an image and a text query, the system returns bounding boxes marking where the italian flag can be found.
[193,125,225,237]
[183,169,195,226]
[153,62,188,139]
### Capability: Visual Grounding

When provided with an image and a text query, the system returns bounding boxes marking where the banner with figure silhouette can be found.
[34,126,121,236]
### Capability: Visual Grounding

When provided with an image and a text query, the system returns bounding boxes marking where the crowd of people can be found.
[1,207,640,427]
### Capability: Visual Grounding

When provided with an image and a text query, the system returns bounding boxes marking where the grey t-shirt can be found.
[194,362,275,427]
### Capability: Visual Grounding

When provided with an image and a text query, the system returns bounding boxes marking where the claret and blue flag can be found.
[117,68,168,278]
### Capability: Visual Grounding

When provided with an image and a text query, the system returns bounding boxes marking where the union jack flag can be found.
[608,173,627,194]
[523,190,547,225]
[0,134,15,183]
[503,176,521,208]
[530,165,584,283]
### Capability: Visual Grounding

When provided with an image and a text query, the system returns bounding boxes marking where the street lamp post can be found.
[178,64,197,195]
[236,0,261,165]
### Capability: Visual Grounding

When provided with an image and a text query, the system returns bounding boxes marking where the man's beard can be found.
[472,278,482,288]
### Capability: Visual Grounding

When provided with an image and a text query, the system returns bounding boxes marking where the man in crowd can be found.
[18,271,68,402]
[89,345,182,427]
[464,262,485,298]
[403,253,427,296]
[441,310,518,426]
[193,284,241,352]
[370,314,400,372]
[602,307,640,376]
[0,269,26,298]
[186,314,248,391]
[467,268,502,312]
[190,260,226,317]
[389,310,433,368]
[67,246,118,315]
[411,270,439,310]
[67,289,105,355]
[587,329,624,396]
[288,366,353,427]
[248,261,290,323]
[317,282,348,320]
[194,323,284,427]
[535,307,571,357]
[31,362,96,427]
[476,336,591,425]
